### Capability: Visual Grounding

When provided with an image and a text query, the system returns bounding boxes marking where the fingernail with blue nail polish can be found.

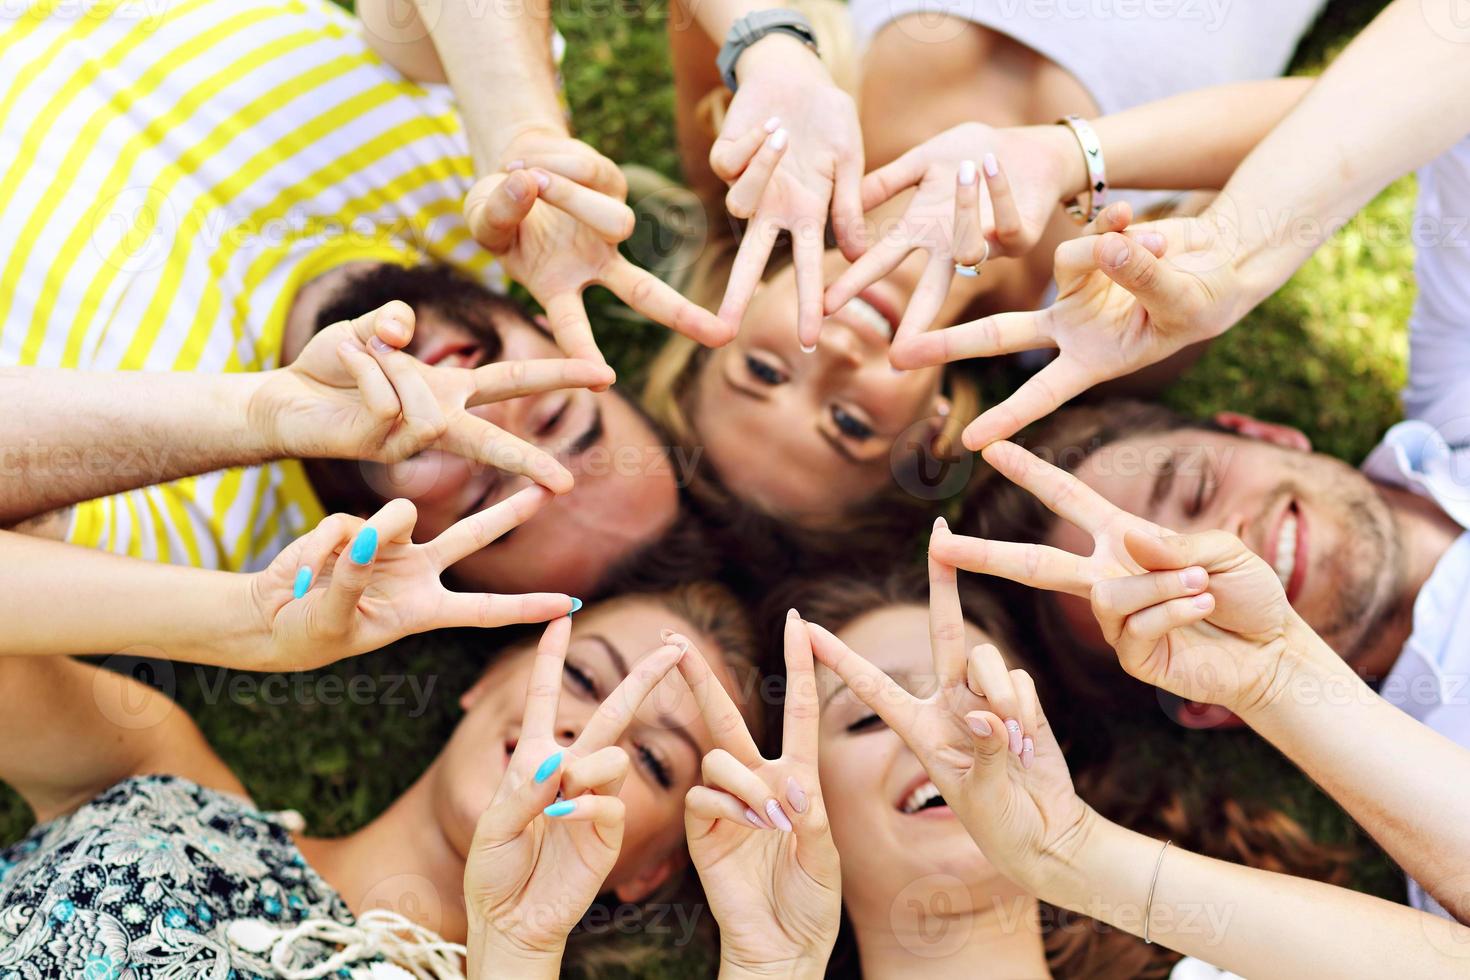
[350,527,378,565]
[544,800,575,817]
[534,751,563,784]
[292,567,313,599]
[568,597,583,617]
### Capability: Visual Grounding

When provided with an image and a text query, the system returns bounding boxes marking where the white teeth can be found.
[900,781,942,814]
[841,296,893,340]
[1272,511,1297,590]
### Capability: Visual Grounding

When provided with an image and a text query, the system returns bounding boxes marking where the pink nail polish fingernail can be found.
[744,807,765,829]
[1005,719,1022,756]
[765,799,793,832]
[957,160,976,186]
[786,777,809,814]
[967,714,991,737]
[983,152,999,178]
[1021,736,1035,770]
[369,336,393,354]
[770,128,789,152]
[764,115,780,133]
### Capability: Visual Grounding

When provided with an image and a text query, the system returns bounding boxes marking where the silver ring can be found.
[953,238,990,278]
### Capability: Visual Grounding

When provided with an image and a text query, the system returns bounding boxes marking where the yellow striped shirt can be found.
[0,0,499,571]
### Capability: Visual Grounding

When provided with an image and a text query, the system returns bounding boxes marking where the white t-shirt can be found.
[0,0,498,571]
[847,0,1327,116]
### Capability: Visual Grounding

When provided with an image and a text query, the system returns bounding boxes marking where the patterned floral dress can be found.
[0,775,364,979]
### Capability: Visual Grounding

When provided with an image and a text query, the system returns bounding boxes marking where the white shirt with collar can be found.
[1359,135,1470,918]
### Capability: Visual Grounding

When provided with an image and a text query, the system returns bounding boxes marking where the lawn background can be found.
[2,0,1418,973]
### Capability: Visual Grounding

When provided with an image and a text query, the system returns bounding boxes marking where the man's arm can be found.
[357,0,566,174]
[0,368,276,526]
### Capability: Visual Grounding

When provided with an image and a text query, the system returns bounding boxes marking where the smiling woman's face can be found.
[430,596,747,904]
[691,251,946,522]
[816,603,1030,919]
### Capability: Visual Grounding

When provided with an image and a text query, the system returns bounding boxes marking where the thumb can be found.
[472,757,565,851]
[1093,231,1192,313]
[344,300,415,351]
[963,709,1012,783]
[1124,527,1244,575]
[465,170,541,253]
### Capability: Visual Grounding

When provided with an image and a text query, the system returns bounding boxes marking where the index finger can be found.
[930,531,1094,598]
[521,617,571,738]
[572,644,683,754]
[601,259,735,348]
[531,169,636,243]
[793,210,828,350]
[961,355,1095,450]
[542,290,606,367]
[927,518,968,688]
[671,631,762,767]
[717,214,781,330]
[805,620,922,736]
[440,415,574,495]
[980,439,1120,535]
[425,485,553,570]
[466,358,617,408]
[782,609,820,764]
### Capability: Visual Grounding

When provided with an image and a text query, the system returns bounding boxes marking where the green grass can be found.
[2,0,1417,971]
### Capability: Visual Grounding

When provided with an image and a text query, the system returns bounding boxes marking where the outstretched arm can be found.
[1,303,603,525]
[0,489,574,673]
[941,441,1470,921]
[805,537,1470,978]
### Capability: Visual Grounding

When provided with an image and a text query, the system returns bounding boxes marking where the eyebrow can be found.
[820,669,931,708]
[1147,450,1179,516]
[568,404,604,459]
[584,634,702,763]
[724,373,771,403]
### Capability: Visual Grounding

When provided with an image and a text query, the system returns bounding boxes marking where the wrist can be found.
[244,369,305,462]
[1028,804,1111,905]
[469,929,564,980]
[1235,615,1352,727]
[1034,122,1091,202]
[733,31,825,88]
[719,955,830,980]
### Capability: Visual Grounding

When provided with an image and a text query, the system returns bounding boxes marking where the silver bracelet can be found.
[1143,839,1172,944]
[1057,114,1107,224]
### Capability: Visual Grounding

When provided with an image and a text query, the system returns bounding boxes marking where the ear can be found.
[1213,412,1312,453]
[459,669,496,711]
[613,853,679,904]
[1172,700,1245,730]
[925,395,954,453]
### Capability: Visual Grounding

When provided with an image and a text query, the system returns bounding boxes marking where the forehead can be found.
[570,597,744,735]
[1070,429,1252,513]
[816,603,998,700]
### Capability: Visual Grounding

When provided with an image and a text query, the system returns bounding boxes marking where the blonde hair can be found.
[641,0,979,500]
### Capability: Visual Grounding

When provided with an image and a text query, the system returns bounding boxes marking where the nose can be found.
[820,322,865,370]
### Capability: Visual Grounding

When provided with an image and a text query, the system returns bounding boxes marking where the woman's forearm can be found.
[0,368,278,525]
[1239,624,1470,921]
[1052,815,1470,978]
[1088,77,1314,194]
[0,530,265,668]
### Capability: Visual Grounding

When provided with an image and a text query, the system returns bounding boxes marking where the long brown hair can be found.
[764,567,1170,979]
